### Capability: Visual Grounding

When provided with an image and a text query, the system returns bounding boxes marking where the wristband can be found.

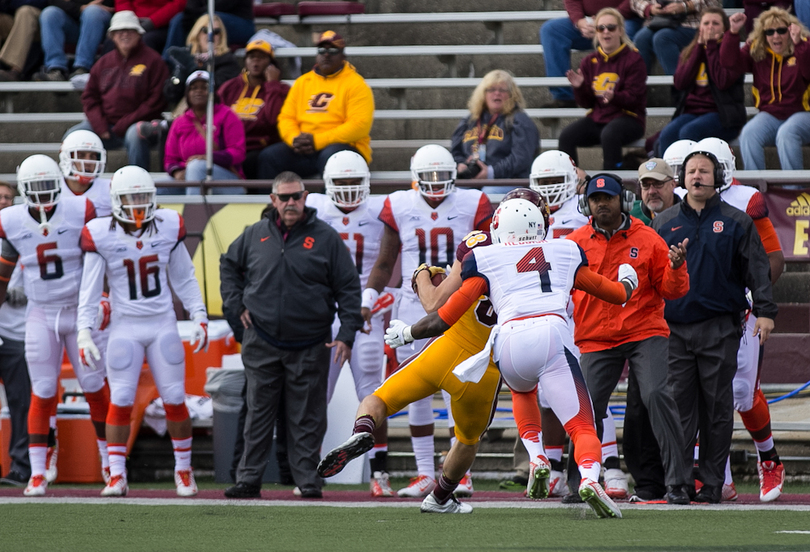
[362,288,380,310]
[403,325,414,343]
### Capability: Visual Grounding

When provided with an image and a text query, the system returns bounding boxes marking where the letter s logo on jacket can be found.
[308,93,334,112]
[713,221,724,233]
[629,247,638,259]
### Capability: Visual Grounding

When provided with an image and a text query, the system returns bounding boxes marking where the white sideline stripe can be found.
[1,497,809,510]
[775,531,810,534]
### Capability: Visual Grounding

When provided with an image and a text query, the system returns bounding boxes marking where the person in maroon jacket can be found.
[722,8,810,170]
[65,10,169,171]
[218,38,290,181]
[558,8,648,170]
[658,7,747,154]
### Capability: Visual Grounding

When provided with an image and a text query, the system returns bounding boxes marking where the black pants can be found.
[558,116,645,169]
[257,142,360,180]
[622,370,667,498]
[0,337,30,476]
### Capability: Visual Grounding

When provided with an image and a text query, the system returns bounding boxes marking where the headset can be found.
[578,173,636,216]
[678,150,724,189]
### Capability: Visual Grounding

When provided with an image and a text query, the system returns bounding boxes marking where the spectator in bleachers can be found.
[67,10,168,170]
[0,0,44,82]
[113,0,184,53]
[540,0,642,108]
[797,0,810,28]
[33,0,113,82]
[632,0,722,75]
[450,70,539,180]
[219,38,289,180]
[165,70,246,193]
[258,31,373,180]
[722,9,810,170]
[744,0,793,33]
[558,8,648,169]
[163,0,255,57]
[658,7,746,154]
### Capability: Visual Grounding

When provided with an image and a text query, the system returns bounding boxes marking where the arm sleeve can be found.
[213,110,246,168]
[312,79,375,151]
[564,0,586,24]
[720,32,752,72]
[610,54,648,110]
[794,38,810,81]
[437,276,487,326]
[77,251,106,331]
[573,266,628,304]
[573,58,596,108]
[753,216,781,254]
[142,0,185,28]
[81,70,109,136]
[673,44,705,91]
[168,243,208,321]
[491,112,539,179]
[164,123,185,175]
[630,0,653,19]
[111,61,169,137]
[741,220,778,319]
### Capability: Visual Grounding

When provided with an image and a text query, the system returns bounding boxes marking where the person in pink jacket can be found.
[164,70,246,195]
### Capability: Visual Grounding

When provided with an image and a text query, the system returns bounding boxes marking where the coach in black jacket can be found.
[652,149,777,504]
[220,171,363,499]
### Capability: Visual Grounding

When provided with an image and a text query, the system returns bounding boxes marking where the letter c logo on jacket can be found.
[308,93,334,112]
[129,64,147,77]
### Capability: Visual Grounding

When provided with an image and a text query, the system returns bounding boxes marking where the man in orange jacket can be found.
[565,173,692,505]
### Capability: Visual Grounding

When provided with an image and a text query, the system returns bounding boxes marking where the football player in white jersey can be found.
[0,154,110,497]
[662,140,696,184]
[694,138,786,502]
[306,151,395,497]
[60,130,112,217]
[386,199,648,518]
[76,166,209,498]
[362,144,494,498]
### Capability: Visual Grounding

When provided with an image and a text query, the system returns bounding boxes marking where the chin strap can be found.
[38,204,53,236]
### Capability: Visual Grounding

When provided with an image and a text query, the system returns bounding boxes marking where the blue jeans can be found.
[40,4,111,71]
[633,25,696,75]
[162,12,256,59]
[183,159,245,195]
[659,112,742,156]
[64,120,152,171]
[797,0,810,29]
[258,142,360,179]
[739,111,810,170]
[540,17,642,100]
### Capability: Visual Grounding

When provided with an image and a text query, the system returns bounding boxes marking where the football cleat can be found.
[603,468,629,500]
[527,456,551,499]
[102,466,111,485]
[175,468,198,497]
[317,432,374,478]
[45,444,58,483]
[420,493,473,514]
[23,474,48,497]
[101,474,128,497]
[398,474,436,498]
[758,460,785,502]
[549,469,568,497]
[578,478,622,519]
[370,471,395,497]
[454,474,474,498]
[722,482,738,502]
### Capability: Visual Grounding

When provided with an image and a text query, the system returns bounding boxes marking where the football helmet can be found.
[491,198,545,244]
[695,137,735,191]
[502,187,550,239]
[323,151,370,209]
[410,144,456,200]
[663,140,696,183]
[110,166,157,228]
[59,130,107,185]
[529,150,578,209]
[17,154,63,209]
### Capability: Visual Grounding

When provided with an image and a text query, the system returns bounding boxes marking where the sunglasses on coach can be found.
[274,192,304,202]
[763,27,788,36]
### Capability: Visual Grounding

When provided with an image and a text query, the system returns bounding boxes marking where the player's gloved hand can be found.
[618,263,638,291]
[370,292,395,316]
[97,295,111,331]
[411,263,446,293]
[190,316,209,354]
[77,328,101,371]
[5,287,27,308]
[384,319,414,349]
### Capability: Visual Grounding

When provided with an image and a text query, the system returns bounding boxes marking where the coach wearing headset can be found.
[652,150,777,504]
[564,173,692,505]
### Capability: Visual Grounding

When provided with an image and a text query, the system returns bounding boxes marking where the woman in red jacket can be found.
[558,7,648,170]
[722,8,810,170]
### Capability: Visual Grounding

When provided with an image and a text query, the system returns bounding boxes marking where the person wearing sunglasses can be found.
[722,8,810,170]
[162,0,256,57]
[559,8,648,170]
[221,171,363,500]
[258,30,374,181]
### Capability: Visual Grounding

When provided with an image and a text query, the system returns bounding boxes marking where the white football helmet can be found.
[695,137,735,191]
[17,154,63,208]
[529,150,579,209]
[663,140,697,183]
[323,151,370,209]
[110,166,157,228]
[491,198,545,244]
[410,144,457,200]
[59,130,107,185]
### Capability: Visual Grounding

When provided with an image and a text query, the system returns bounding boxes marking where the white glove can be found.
[77,328,101,371]
[190,317,209,354]
[384,319,414,349]
[618,263,638,291]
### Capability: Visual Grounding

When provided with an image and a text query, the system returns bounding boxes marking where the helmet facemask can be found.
[416,169,456,199]
[326,177,370,209]
[113,190,156,229]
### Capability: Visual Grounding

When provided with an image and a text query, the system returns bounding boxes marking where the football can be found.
[413,268,447,297]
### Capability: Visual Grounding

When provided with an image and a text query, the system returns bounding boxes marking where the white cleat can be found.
[23,474,48,497]
[370,471,395,497]
[548,469,568,497]
[397,474,436,498]
[527,456,551,499]
[102,466,111,485]
[578,478,622,519]
[722,482,738,502]
[45,444,58,483]
[758,461,785,503]
[420,492,473,514]
[603,468,629,500]
[101,474,129,497]
[454,474,474,498]
[175,468,198,497]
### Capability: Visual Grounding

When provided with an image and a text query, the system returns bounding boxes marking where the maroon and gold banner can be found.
[763,188,810,262]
